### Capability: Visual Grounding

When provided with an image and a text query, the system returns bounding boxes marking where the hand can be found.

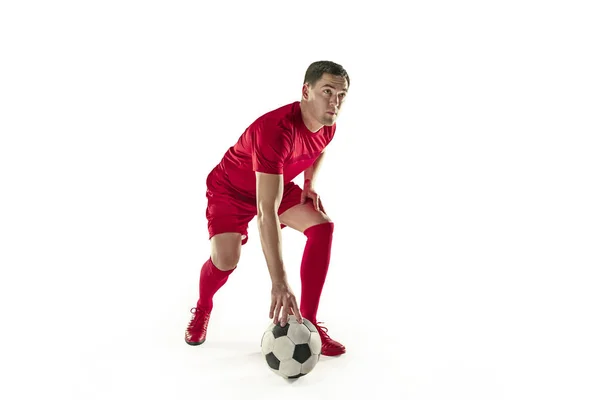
[300,179,325,212]
[270,281,303,327]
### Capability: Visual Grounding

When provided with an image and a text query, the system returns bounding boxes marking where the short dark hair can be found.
[303,60,350,88]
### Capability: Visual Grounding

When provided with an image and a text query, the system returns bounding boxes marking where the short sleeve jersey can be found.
[211,101,335,198]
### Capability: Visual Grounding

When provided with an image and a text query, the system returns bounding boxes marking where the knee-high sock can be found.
[197,257,234,312]
[299,222,334,323]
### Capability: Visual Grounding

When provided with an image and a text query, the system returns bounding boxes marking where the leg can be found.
[210,232,243,271]
[278,183,345,356]
[199,180,254,310]
[186,232,246,346]
[197,232,243,311]
[279,201,333,322]
[186,178,254,345]
[279,201,332,232]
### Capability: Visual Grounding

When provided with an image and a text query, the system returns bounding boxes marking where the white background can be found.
[1,1,599,399]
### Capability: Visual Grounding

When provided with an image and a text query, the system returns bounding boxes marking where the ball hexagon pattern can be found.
[261,318,322,379]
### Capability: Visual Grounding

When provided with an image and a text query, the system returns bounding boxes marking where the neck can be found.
[299,101,323,133]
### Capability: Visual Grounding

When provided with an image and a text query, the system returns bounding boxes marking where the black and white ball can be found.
[261,318,322,379]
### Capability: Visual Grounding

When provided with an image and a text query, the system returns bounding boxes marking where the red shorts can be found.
[205,171,303,245]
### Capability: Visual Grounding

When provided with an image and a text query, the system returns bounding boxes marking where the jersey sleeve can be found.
[252,121,293,174]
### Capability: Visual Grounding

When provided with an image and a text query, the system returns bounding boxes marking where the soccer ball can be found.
[260,318,322,379]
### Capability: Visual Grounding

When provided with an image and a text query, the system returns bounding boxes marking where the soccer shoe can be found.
[185,307,211,345]
[315,322,346,356]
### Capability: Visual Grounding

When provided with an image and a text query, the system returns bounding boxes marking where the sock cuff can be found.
[207,257,235,277]
[303,221,334,237]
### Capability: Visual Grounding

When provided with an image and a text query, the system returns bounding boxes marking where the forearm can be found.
[303,151,326,186]
[256,211,287,284]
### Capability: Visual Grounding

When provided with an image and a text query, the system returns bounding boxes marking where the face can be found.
[302,73,349,126]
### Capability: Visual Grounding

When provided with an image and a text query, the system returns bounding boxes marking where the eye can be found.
[324,89,332,94]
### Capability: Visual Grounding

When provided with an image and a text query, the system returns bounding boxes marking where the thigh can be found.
[206,185,255,246]
[278,183,331,233]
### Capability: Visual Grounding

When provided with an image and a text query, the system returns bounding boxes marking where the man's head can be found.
[301,61,350,129]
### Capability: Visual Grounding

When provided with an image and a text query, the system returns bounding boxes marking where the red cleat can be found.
[185,307,211,346]
[316,322,346,356]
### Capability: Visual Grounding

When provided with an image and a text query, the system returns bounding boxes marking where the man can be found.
[185,60,349,356]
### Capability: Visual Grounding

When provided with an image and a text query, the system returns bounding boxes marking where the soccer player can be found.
[185,60,349,356]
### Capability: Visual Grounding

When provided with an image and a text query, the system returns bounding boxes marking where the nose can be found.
[329,95,340,108]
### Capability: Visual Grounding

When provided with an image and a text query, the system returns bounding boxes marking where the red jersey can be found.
[208,101,335,198]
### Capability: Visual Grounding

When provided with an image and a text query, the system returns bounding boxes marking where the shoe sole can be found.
[185,339,206,346]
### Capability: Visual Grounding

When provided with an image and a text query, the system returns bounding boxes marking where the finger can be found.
[319,198,326,214]
[269,298,276,319]
[300,192,306,204]
[306,195,314,208]
[291,298,303,324]
[280,300,289,326]
[273,300,282,325]
[314,196,320,210]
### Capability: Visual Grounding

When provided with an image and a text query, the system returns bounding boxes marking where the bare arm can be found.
[256,171,302,325]
[303,149,326,188]
[255,171,287,284]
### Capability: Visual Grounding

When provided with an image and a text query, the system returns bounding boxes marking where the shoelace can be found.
[315,322,332,340]
[188,307,209,331]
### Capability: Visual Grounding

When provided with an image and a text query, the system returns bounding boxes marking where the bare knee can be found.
[210,233,242,271]
[279,202,333,233]
[317,213,332,225]
[212,252,239,271]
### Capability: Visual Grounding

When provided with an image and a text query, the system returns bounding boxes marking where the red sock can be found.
[299,222,334,323]
[197,258,234,312]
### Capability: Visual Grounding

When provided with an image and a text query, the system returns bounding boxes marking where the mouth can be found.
[326,111,337,116]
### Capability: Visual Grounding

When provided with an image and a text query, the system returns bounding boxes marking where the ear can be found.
[302,83,310,100]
